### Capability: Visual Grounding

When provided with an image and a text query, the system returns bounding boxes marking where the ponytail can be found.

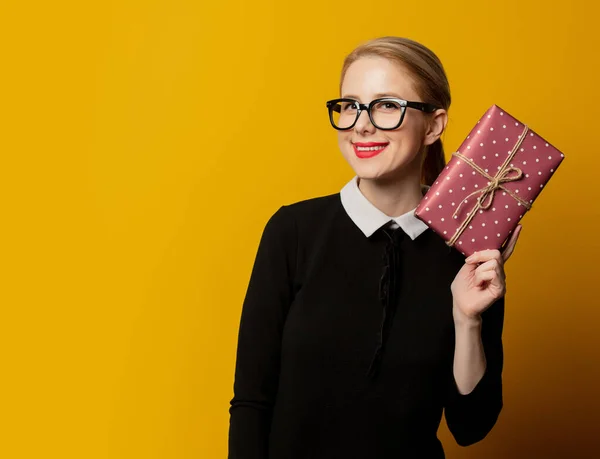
[422,138,446,187]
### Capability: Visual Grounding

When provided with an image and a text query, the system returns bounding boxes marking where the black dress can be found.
[228,192,504,459]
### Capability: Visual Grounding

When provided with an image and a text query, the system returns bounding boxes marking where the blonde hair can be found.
[339,36,451,186]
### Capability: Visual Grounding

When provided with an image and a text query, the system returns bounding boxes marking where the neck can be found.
[358,173,424,218]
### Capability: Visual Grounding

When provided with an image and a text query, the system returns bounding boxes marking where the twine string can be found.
[447,125,532,248]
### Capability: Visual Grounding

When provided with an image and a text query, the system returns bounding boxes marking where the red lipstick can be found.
[353,142,389,159]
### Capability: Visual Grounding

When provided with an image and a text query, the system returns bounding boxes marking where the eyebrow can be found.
[341,92,408,101]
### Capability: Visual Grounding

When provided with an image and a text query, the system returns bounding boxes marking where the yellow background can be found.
[1,0,599,457]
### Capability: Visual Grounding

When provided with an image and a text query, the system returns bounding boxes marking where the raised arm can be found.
[444,296,504,446]
[444,226,520,446]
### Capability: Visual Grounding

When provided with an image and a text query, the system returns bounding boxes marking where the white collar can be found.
[340,176,429,240]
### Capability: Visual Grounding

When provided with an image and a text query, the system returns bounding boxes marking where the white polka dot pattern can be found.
[415,104,565,257]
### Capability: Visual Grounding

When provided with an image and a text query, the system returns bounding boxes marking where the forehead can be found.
[341,56,419,101]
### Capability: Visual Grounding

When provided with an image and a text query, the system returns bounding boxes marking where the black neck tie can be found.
[367,226,403,378]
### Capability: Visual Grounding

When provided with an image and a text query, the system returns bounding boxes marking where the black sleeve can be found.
[444,296,505,447]
[228,205,297,459]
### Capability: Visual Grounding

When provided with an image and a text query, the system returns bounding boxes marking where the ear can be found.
[423,109,448,146]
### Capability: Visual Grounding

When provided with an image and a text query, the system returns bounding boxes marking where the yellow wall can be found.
[2,0,599,457]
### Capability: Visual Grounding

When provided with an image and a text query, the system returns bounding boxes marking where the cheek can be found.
[337,131,350,143]
[389,125,423,153]
[338,133,352,153]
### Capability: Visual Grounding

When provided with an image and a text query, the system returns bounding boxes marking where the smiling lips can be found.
[353,142,389,159]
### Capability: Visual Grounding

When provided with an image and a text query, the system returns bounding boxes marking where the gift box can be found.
[415,104,565,257]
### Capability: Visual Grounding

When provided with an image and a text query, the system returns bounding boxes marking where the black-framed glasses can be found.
[325,97,438,131]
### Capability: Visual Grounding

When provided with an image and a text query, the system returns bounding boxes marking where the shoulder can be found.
[284,193,341,219]
[261,192,342,241]
[269,192,341,225]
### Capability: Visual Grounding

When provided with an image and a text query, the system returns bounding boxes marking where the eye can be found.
[375,101,401,111]
[341,101,358,111]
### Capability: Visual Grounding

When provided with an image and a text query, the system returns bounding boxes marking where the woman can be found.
[228,36,520,459]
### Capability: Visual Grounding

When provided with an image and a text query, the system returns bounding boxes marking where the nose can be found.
[354,109,376,133]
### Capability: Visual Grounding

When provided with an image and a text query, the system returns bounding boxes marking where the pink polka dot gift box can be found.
[415,104,565,257]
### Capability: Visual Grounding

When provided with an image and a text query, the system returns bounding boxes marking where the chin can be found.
[344,148,422,183]
[345,156,403,182]
[353,166,402,184]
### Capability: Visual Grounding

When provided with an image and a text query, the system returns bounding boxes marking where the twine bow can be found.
[447,125,532,248]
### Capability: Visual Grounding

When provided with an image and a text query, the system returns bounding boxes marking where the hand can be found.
[451,225,522,323]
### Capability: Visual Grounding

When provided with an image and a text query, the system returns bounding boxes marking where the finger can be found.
[465,249,503,265]
[474,258,500,274]
[502,224,522,262]
[474,269,496,287]
[475,259,505,284]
